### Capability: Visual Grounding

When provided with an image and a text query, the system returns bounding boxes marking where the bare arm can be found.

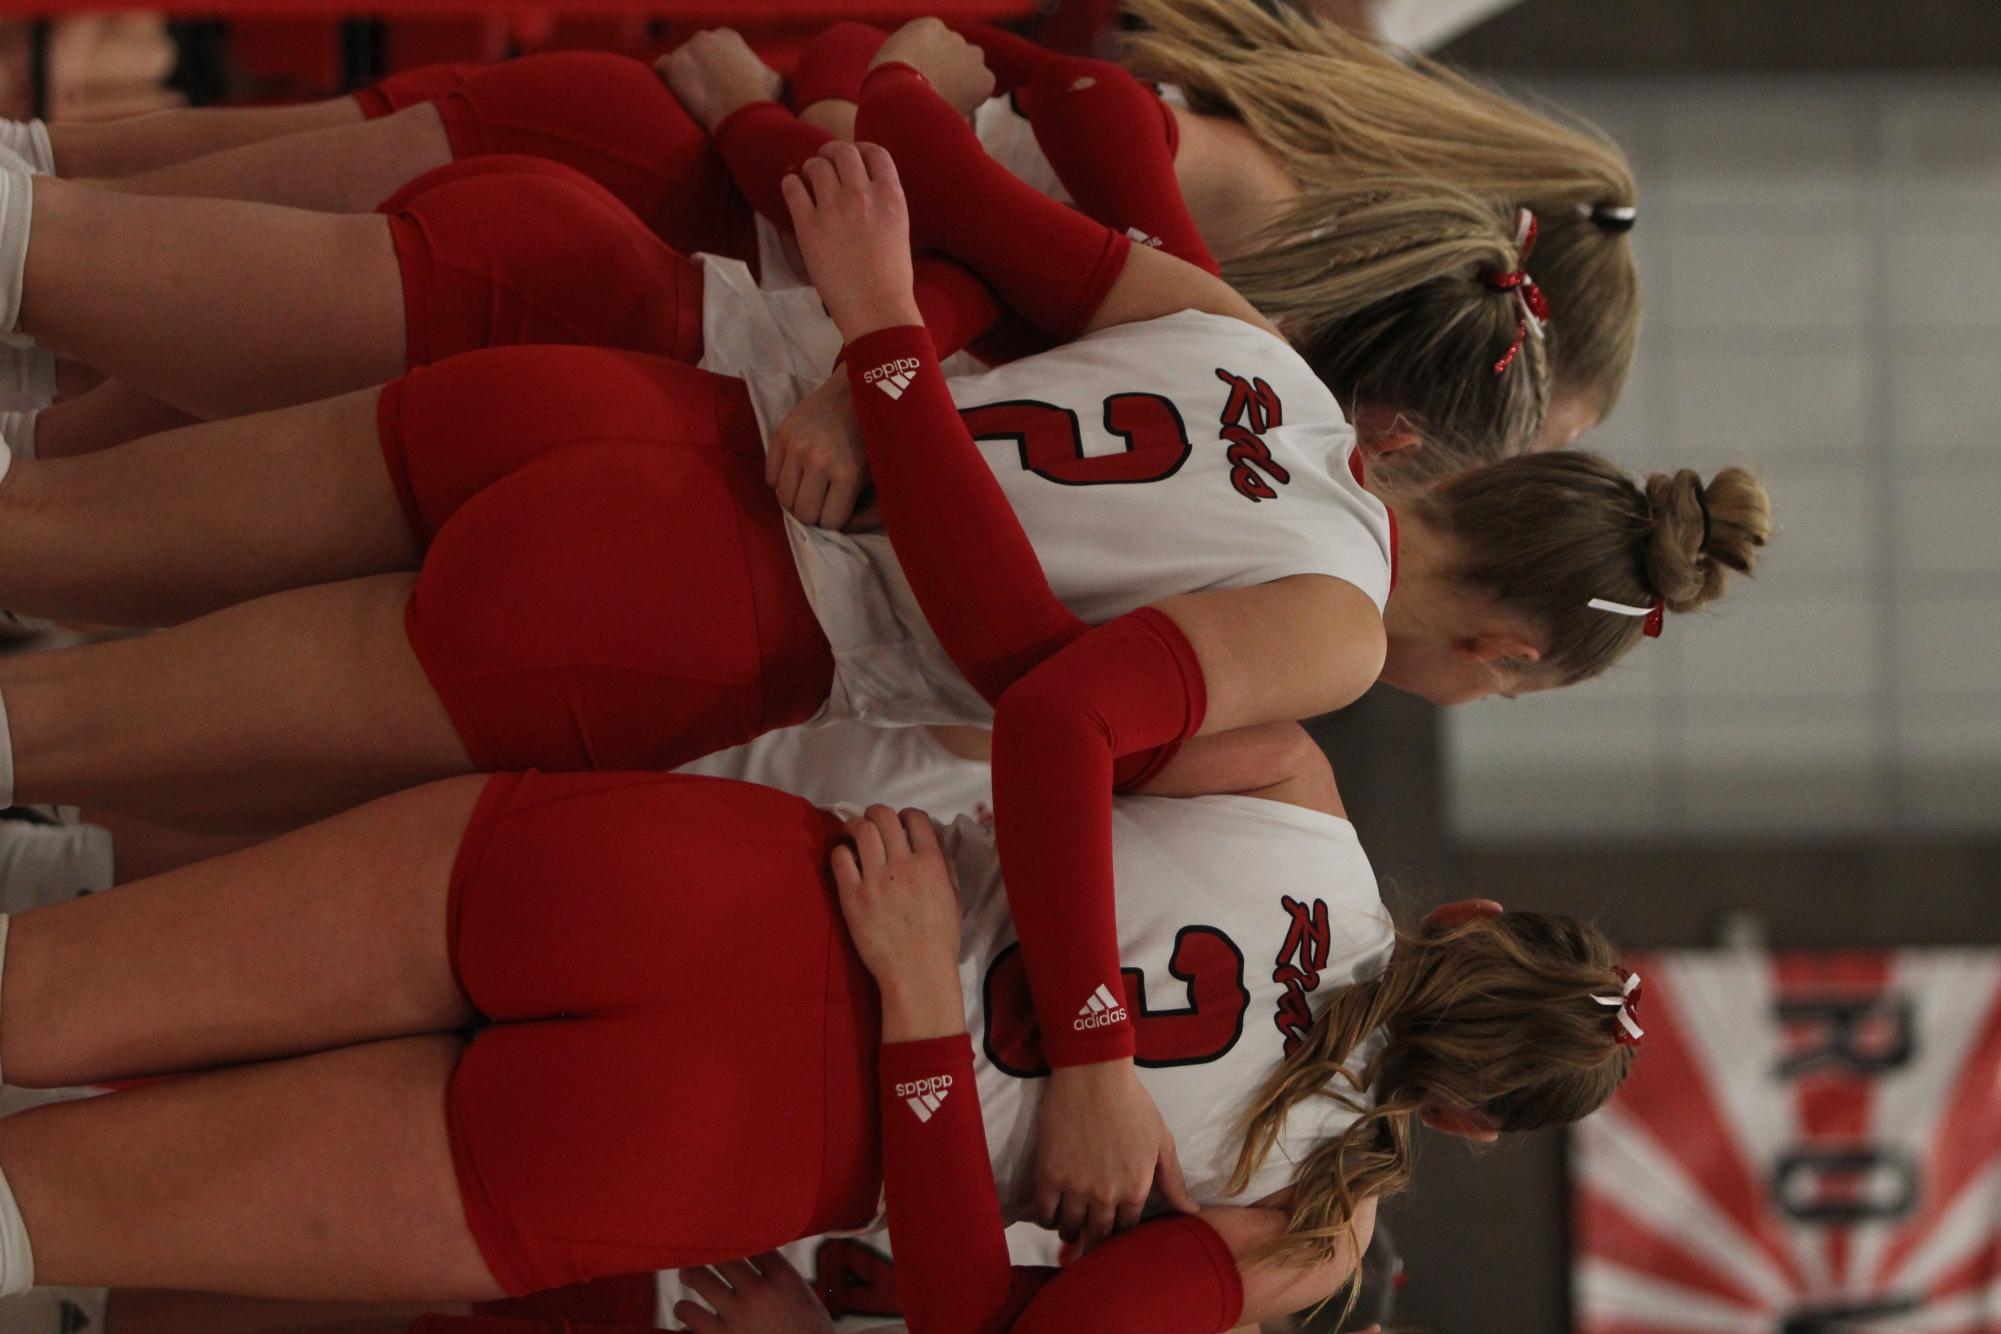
[1157,575,1388,735]
[1132,721,1345,821]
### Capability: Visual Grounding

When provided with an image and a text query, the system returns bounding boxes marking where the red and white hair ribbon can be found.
[1484,208,1551,375]
[1587,595,1665,638]
[1594,968,1644,1046]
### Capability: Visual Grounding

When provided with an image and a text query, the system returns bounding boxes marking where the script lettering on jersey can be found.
[1215,367,1292,503]
[1273,895,1331,1057]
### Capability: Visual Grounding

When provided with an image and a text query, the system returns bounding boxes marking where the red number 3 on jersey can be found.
[982,926,1249,1077]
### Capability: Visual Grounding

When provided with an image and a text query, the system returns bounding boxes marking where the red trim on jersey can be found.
[1346,448,1398,593]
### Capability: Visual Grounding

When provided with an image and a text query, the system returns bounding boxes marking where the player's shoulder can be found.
[1092,312,1341,415]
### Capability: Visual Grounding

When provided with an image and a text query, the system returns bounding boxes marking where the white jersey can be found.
[700,278,1394,728]
[676,721,992,829]
[945,793,1395,1214]
[654,1224,1058,1330]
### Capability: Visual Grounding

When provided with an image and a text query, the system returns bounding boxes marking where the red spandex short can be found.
[446,771,882,1295]
[379,156,705,367]
[379,345,833,772]
[358,53,756,264]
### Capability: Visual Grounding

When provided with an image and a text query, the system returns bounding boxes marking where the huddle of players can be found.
[0,1,1771,1330]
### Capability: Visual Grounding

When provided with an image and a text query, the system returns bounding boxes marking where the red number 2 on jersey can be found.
[982,926,1250,1077]
[961,396,1192,487]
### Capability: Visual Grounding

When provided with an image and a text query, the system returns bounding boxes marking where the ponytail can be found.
[1399,453,1773,686]
[1230,909,1633,1331]
[1121,0,1641,415]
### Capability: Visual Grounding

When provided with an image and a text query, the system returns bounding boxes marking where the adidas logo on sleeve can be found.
[864,357,922,400]
[1073,982,1129,1031]
[896,1073,954,1123]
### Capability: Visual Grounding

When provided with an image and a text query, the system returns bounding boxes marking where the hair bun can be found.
[1642,467,1771,613]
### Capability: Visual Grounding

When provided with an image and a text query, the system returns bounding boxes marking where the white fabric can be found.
[0,930,32,1294]
[0,408,34,462]
[0,818,116,914]
[699,264,1393,729]
[677,721,991,828]
[0,169,30,335]
[1368,0,1523,51]
[0,690,14,809]
[0,1172,30,1295]
[0,343,55,412]
[0,1286,106,1332]
[943,793,1396,1215]
[0,122,50,178]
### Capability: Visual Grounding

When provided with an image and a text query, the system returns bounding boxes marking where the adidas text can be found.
[864,358,922,400]
[901,1075,953,1123]
[894,1074,954,1099]
[1074,982,1129,1031]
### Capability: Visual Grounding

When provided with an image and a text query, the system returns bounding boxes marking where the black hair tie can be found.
[1585,202,1637,234]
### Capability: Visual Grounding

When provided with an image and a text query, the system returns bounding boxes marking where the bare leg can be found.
[50,97,367,180]
[1,574,475,833]
[106,103,452,213]
[30,380,199,459]
[109,1294,451,1334]
[83,807,259,881]
[3,775,480,1085]
[1,1036,504,1300]
[20,177,407,420]
[0,389,418,626]
[109,1292,451,1334]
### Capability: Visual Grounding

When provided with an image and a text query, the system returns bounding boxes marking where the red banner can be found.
[1572,950,2001,1333]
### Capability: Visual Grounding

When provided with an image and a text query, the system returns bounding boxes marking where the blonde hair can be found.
[1414,454,1774,685]
[1121,0,1641,415]
[1231,910,1634,1297]
[1294,183,1553,466]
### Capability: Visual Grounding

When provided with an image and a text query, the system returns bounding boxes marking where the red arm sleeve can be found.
[409,1320,659,1334]
[1024,58,1218,275]
[1008,1214,1244,1333]
[953,21,1055,96]
[855,64,1132,342]
[989,609,1206,1065]
[880,1038,1239,1334]
[787,21,1048,110]
[844,323,1082,703]
[788,20,888,109]
[880,1034,1029,1334]
[711,101,1000,358]
[846,324,1205,1064]
[711,99,834,227]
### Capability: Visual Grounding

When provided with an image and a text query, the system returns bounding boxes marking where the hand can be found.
[832,804,964,1040]
[1034,1060,1198,1248]
[782,141,922,341]
[871,17,997,118]
[671,1251,834,1334]
[767,370,869,529]
[657,29,783,133]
